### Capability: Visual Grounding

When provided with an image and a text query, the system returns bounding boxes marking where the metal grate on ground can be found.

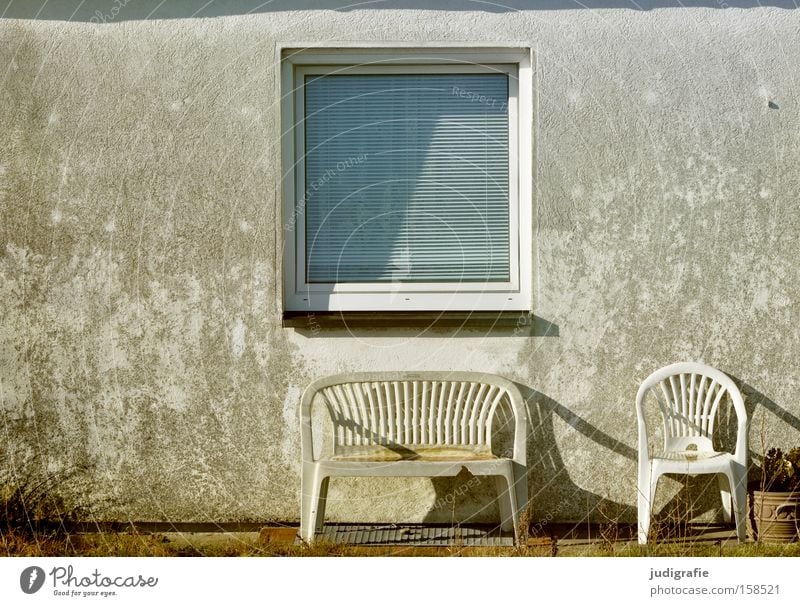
[307,523,514,547]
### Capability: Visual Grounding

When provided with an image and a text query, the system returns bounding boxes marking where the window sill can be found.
[282,311,558,336]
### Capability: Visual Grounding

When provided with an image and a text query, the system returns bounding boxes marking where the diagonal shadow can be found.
[424,383,637,534]
[732,375,800,433]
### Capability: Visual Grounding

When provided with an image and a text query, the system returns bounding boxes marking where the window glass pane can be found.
[304,73,510,284]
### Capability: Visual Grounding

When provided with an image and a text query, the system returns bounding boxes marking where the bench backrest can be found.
[301,372,526,464]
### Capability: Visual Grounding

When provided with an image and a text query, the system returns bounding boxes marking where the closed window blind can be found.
[303,73,510,284]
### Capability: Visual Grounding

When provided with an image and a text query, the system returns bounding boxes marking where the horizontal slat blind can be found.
[303,73,510,283]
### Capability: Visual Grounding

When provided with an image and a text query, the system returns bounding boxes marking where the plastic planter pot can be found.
[749,490,800,543]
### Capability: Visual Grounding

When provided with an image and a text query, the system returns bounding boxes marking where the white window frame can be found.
[281,47,533,313]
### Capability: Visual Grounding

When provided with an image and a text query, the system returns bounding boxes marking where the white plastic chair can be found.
[636,362,748,544]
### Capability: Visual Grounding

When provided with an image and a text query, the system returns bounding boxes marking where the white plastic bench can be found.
[300,372,528,544]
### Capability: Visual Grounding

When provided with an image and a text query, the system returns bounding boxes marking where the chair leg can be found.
[728,466,747,543]
[638,465,656,545]
[718,473,732,523]
[300,464,323,543]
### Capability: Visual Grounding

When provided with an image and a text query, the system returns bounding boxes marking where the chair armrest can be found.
[300,383,319,464]
[512,398,527,465]
[734,416,748,465]
[635,384,650,466]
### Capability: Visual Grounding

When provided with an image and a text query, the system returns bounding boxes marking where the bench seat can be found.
[331,445,496,462]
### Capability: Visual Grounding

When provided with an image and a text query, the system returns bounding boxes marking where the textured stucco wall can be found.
[1,1,799,525]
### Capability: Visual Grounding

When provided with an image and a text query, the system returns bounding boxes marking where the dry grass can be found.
[0,528,550,557]
[3,527,800,557]
[4,446,797,558]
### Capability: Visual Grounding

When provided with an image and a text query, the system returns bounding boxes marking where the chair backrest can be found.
[301,372,526,464]
[635,362,747,461]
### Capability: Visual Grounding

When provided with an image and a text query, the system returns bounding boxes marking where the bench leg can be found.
[314,476,330,534]
[495,474,519,542]
[512,461,529,538]
[300,464,325,543]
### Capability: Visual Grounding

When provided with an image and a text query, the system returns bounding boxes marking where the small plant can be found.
[760,447,800,493]
[751,446,800,543]
[595,498,622,554]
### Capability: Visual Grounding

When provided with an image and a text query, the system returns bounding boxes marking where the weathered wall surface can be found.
[1,1,798,524]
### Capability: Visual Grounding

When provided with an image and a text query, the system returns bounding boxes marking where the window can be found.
[281,48,532,313]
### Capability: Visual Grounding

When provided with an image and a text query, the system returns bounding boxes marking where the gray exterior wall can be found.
[1,0,798,525]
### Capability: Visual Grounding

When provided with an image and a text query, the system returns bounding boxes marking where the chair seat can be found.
[650,450,736,475]
[331,445,497,462]
[655,450,727,461]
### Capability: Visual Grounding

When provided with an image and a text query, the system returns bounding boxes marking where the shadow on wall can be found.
[728,373,800,473]
[519,386,639,526]
[424,384,638,531]
[290,314,559,338]
[2,0,798,22]
[422,374,800,531]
